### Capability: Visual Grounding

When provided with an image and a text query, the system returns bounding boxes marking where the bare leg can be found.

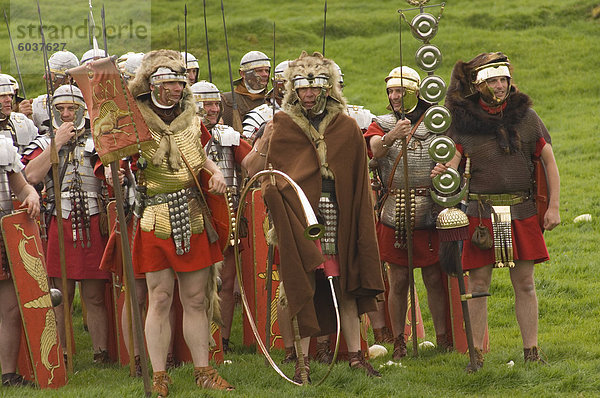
[421,263,448,336]
[386,264,409,338]
[367,304,387,330]
[509,260,538,348]
[80,279,109,353]
[336,280,361,352]
[218,248,236,341]
[145,268,175,372]
[122,279,147,356]
[466,264,493,350]
[177,267,210,367]
[51,278,76,350]
[0,280,21,373]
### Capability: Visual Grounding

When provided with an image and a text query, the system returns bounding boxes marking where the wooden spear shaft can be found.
[110,163,151,396]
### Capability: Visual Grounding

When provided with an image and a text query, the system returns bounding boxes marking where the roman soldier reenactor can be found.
[432,52,560,369]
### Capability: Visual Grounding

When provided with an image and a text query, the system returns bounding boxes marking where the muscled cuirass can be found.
[139,116,207,248]
[376,114,436,231]
[44,131,102,219]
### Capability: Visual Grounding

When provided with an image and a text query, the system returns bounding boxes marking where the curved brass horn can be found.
[233,169,338,386]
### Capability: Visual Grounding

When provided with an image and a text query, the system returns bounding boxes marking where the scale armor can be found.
[137,116,208,254]
[376,114,436,233]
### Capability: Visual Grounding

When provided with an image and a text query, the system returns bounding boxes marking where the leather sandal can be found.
[373,326,395,344]
[524,346,547,364]
[1,373,33,387]
[293,356,311,384]
[348,351,381,377]
[194,365,234,391]
[465,347,484,373]
[152,371,172,397]
[436,333,453,352]
[282,346,297,364]
[393,333,407,360]
[314,340,333,364]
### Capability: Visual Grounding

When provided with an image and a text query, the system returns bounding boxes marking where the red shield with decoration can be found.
[2,210,67,388]
[240,188,284,350]
[67,57,154,166]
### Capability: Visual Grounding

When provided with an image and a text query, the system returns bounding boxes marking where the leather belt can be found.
[468,192,528,206]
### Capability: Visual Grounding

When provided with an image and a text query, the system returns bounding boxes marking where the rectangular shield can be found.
[241,188,284,351]
[2,210,67,388]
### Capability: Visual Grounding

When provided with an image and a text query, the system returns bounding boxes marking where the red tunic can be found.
[376,223,439,268]
[46,214,110,280]
[457,138,549,269]
[132,226,223,274]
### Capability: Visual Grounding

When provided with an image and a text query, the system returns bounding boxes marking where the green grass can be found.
[1,0,599,396]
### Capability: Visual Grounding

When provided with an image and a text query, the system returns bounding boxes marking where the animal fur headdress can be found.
[129,49,194,170]
[281,51,347,178]
[446,52,532,154]
[129,49,187,99]
[282,51,345,108]
[447,52,514,100]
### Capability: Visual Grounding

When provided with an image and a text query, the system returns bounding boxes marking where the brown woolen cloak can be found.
[262,101,384,338]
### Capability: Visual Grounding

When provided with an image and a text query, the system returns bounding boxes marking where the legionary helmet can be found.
[333,62,344,88]
[284,51,344,117]
[51,84,86,130]
[190,80,221,116]
[385,66,421,113]
[274,60,290,81]
[80,49,109,65]
[123,53,145,81]
[240,51,271,72]
[449,52,513,105]
[117,52,136,73]
[181,52,200,70]
[149,67,187,108]
[48,50,79,79]
[0,75,15,99]
[471,57,512,105]
[128,50,188,101]
[0,74,17,97]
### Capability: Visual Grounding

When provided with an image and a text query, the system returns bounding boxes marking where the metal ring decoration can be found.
[423,105,452,133]
[432,167,461,194]
[233,169,338,386]
[420,75,446,103]
[410,13,438,42]
[415,44,442,72]
[429,135,456,163]
[430,158,471,207]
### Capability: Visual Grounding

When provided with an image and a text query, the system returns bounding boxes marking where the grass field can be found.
[0,0,599,397]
